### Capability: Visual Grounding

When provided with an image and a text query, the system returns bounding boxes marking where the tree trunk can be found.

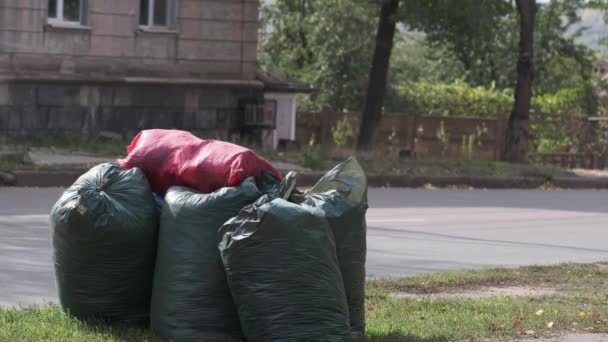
[356,0,400,151]
[503,0,537,163]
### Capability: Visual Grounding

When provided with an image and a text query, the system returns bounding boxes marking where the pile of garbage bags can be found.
[50,129,368,341]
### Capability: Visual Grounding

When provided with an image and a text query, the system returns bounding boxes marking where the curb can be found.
[550,177,608,189]
[4,169,608,189]
[10,170,84,187]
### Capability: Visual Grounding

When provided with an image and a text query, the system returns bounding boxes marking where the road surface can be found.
[1,187,608,307]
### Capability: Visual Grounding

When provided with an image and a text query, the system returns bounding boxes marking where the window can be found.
[140,0,177,29]
[48,0,88,25]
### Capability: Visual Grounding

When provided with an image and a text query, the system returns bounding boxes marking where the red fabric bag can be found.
[117,129,282,195]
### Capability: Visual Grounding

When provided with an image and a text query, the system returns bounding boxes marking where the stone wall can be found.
[0,80,263,141]
[0,0,259,80]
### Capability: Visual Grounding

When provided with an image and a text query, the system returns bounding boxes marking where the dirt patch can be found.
[391,286,557,300]
[527,333,608,342]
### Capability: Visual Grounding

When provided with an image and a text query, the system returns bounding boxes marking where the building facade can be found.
[0,0,278,143]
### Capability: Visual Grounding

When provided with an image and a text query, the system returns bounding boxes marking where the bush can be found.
[532,84,597,115]
[396,80,513,117]
[395,79,597,118]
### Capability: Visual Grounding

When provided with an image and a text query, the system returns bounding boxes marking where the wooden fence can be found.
[296,111,595,166]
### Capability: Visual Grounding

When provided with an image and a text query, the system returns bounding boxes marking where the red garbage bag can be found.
[117,129,282,195]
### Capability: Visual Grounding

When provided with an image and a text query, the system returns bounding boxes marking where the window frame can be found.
[139,0,177,31]
[47,0,88,27]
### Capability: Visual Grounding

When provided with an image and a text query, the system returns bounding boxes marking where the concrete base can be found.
[0,80,263,141]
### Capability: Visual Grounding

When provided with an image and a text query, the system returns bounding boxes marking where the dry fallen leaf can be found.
[526,330,536,335]
[580,312,587,318]
[513,320,522,328]
[536,309,545,316]
[547,321,554,328]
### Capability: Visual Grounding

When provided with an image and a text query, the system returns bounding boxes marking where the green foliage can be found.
[260,0,377,112]
[389,35,464,84]
[331,116,355,147]
[461,124,488,160]
[396,79,597,118]
[397,80,513,117]
[435,120,450,157]
[301,134,327,170]
[532,83,598,114]
[393,78,597,154]
[260,0,596,115]
[399,0,593,92]
[400,0,516,88]
[534,0,595,94]
[384,35,466,112]
[588,0,608,31]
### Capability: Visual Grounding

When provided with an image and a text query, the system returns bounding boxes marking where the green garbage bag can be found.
[150,179,262,341]
[49,163,158,325]
[218,175,351,341]
[296,157,368,337]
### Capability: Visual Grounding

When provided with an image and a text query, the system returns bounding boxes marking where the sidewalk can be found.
[6,169,608,189]
[3,149,608,189]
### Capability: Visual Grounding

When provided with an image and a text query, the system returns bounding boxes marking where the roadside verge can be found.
[4,170,608,189]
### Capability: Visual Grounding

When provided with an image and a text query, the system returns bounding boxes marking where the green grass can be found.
[0,304,158,342]
[260,146,577,179]
[0,135,583,180]
[2,263,608,341]
[0,151,105,172]
[356,159,576,178]
[6,135,128,157]
[0,151,34,171]
[367,263,608,341]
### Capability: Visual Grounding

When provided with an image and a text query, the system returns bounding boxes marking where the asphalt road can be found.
[1,187,608,307]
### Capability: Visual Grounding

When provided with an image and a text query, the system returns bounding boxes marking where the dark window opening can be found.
[47,0,84,24]
[48,0,57,18]
[63,0,80,22]
[140,0,175,28]
[140,0,149,25]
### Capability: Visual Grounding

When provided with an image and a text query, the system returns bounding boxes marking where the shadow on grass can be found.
[78,324,450,342]
[77,319,160,342]
[365,332,450,342]
[80,322,447,342]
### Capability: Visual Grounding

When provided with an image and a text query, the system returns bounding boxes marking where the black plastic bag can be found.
[296,157,368,337]
[49,163,158,325]
[218,175,351,341]
[150,179,261,341]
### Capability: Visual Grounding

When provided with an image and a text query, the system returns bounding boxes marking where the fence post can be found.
[494,112,508,161]
[408,113,417,156]
[319,112,331,145]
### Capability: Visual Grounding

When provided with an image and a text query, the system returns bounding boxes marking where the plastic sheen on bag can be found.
[218,175,351,341]
[49,163,159,325]
[296,157,368,337]
[117,129,282,195]
[150,179,262,341]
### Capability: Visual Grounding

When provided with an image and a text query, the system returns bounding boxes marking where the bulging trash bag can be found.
[150,178,262,341]
[296,157,368,337]
[218,175,351,341]
[117,129,282,195]
[49,163,158,325]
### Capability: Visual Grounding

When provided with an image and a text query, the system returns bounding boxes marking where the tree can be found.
[356,0,400,151]
[400,0,515,88]
[534,0,593,95]
[504,0,538,163]
[259,0,377,112]
[400,0,590,91]
[259,1,315,80]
